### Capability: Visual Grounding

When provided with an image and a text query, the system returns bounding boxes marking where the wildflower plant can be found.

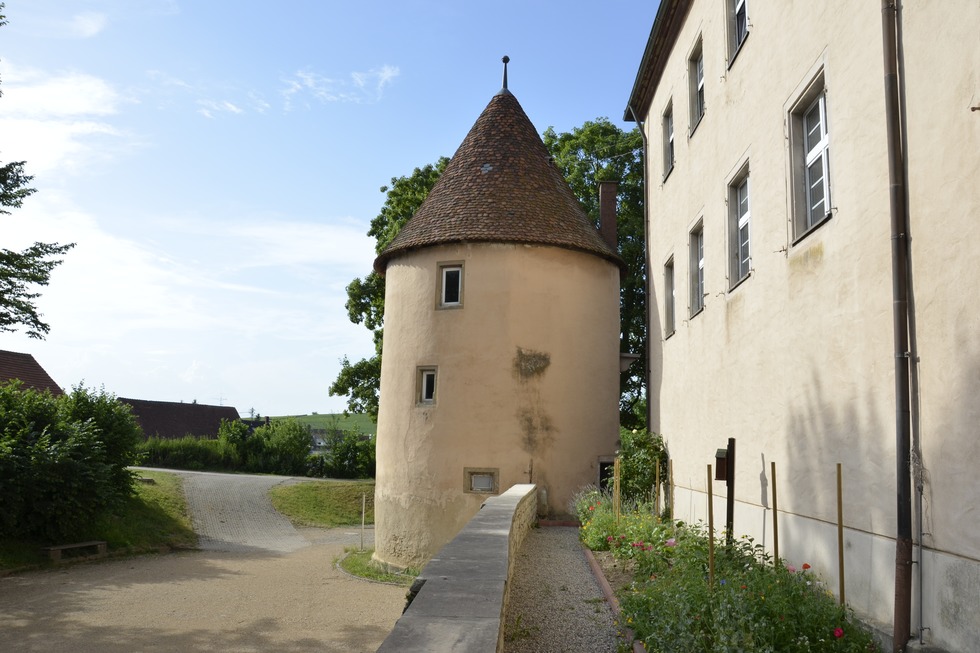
[578,511,880,653]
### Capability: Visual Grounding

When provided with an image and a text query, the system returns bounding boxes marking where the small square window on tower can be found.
[417,367,437,404]
[438,262,463,308]
[464,467,499,494]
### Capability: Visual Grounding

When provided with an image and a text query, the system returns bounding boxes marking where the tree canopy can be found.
[331,119,647,428]
[0,5,74,339]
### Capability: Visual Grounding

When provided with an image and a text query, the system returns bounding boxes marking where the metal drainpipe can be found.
[628,104,652,435]
[893,1,925,644]
[881,2,913,651]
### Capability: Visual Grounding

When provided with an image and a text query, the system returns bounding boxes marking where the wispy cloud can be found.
[197,99,244,119]
[281,65,400,110]
[68,12,109,39]
[0,63,125,174]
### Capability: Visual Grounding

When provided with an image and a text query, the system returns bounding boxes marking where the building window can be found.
[418,367,437,404]
[729,168,751,284]
[664,258,676,337]
[690,223,704,316]
[689,40,705,131]
[662,102,675,179]
[798,91,831,237]
[438,263,463,308]
[728,0,749,61]
[464,467,499,494]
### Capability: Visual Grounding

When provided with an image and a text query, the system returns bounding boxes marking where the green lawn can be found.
[269,480,375,527]
[0,470,196,572]
[272,412,376,436]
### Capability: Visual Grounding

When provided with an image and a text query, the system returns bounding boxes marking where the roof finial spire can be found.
[501,55,510,94]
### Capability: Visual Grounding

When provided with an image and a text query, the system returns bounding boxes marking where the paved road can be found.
[0,469,405,653]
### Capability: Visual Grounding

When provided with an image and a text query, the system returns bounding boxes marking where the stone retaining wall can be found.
[377,484,538,652]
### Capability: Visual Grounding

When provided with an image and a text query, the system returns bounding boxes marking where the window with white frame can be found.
[689,39,705,130]
[728,0,749,61]
[464,467,498,494]
[418,367,437,404]
[663,102,675,178]
[438,263,463,308]
[729,169,751,284]
[791,77,832,239]
[690,223,704,316]
[664,258,676,337]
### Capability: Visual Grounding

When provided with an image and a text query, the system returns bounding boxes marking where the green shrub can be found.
[0,382,143,541]
[618,427,669,507]
[139,435,240,472]
[317,428,375,479]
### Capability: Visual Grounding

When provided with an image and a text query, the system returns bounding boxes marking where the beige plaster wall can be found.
[374,242,620,569]
[640,1,980,647]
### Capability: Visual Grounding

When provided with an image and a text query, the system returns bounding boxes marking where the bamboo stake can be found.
[707,464,715,588]
[361,493,366,552]
[771,461,779,563]
[669,459,674,526]
[837,463,846,606]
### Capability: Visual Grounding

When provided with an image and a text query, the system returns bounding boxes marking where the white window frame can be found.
[803,93,831,231]
[690,222,704,316]
[418,367,437,404]
[789,74,832,241]
[729,169,751,285]
[662,102,675,179]
[437,262,463,308]
[728,0,749,63]
[464,467,499,494]
[664,258,676,337]
[689,39,705,131]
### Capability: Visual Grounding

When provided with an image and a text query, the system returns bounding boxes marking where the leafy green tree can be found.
[0,381,143,540]
[0,5,74,339]
[543,119,646,428]
[328,158,448,419]
[332,119,648,428]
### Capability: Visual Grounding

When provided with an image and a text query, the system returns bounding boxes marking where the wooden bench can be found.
[41,540,108,563]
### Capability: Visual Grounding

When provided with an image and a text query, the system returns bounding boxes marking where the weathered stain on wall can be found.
[513,347,554,455]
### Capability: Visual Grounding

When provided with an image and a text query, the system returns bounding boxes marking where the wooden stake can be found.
[707,464,715,588]
[771,461,779,563]
[669,459,674,525]
[613,457,621,523]
[361,493,366,552]
[837,463,846,606]
[654,455,661,518]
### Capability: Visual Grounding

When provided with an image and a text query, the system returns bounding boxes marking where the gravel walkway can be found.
[504,526,622,653]
[0,470,404,652]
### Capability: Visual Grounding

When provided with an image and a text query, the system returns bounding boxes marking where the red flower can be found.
[802,563,811,570]
[589,506,595,511]
[834,627,844,639]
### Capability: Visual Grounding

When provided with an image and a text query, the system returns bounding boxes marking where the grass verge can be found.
[0,470,196,573]
[269,480,375,527]
[338,547,416,586]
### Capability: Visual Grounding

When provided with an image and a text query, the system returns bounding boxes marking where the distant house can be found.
[0,350,64,395]
[119,398,240,440]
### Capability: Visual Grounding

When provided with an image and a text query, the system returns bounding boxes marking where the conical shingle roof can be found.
[374,89,623,274]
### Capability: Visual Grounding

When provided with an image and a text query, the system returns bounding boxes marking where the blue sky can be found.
[1,0,658,417]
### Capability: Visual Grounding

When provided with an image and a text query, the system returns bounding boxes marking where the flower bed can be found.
[571,487,880,652]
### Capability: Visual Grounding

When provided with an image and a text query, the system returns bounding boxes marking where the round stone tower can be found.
[373,73,623,569]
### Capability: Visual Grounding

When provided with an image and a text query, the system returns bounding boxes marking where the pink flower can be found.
[834,627,844,639]
[665,538,677,547]
[607,535,614,542]
[786,564,797,573]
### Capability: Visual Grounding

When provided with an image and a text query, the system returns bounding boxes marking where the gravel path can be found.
[0,470,405,653]
[504,526,621,653]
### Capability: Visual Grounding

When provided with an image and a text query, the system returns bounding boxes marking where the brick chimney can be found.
[598,180,618,251]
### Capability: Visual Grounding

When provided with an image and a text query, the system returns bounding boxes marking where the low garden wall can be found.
[377,483,538,652]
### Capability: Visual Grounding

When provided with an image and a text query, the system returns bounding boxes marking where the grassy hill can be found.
[272,412,376,436]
